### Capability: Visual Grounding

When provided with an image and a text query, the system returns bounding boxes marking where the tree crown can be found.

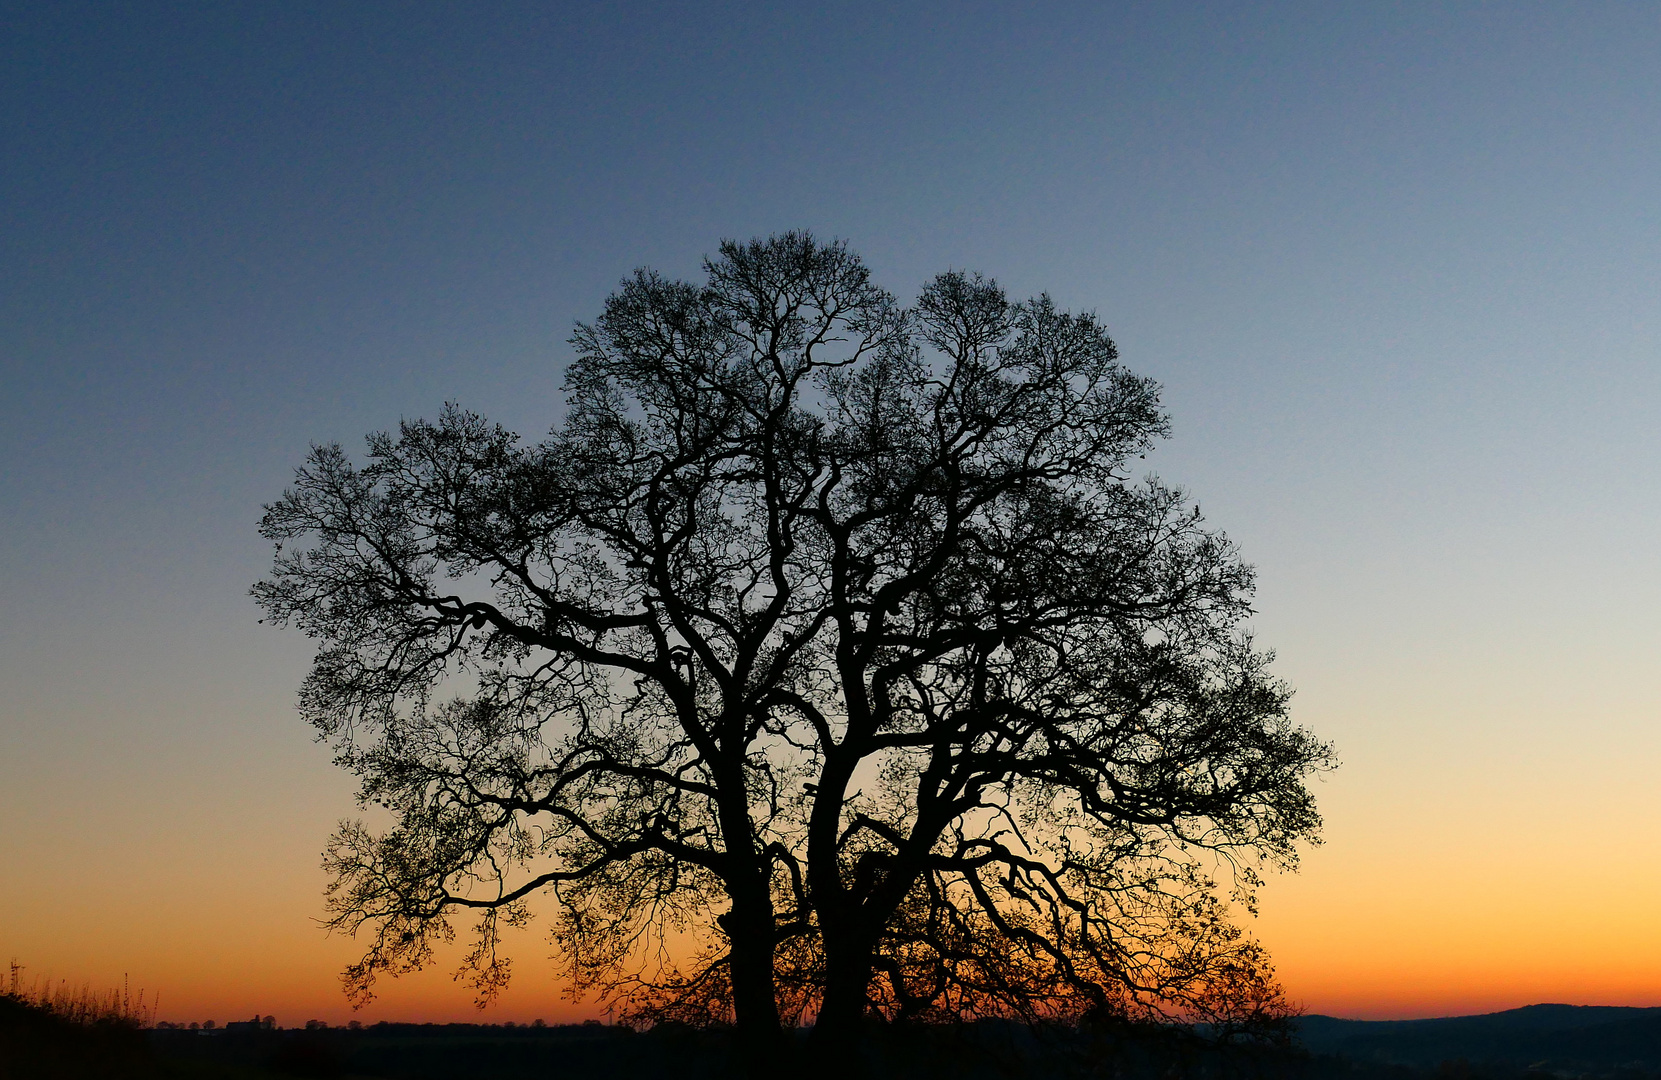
[255,233,1330,1033]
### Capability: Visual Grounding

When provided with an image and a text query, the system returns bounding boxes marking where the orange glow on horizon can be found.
[6,665,1658,1028]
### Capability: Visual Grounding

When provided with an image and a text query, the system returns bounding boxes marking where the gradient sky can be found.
[3,1,1659,1026]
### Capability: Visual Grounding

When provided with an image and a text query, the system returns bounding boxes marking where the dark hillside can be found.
[1296,1004,1661,1073]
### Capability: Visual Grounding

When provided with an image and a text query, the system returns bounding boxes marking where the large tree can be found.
[255,233,1330,1058]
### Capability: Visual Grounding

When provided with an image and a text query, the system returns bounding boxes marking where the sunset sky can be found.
[3,2,1659,1027]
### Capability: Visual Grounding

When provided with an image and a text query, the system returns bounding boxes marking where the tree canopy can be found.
[254,233,1331,1053]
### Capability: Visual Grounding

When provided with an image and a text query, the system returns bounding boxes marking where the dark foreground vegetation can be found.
[7,1004,1661,1080]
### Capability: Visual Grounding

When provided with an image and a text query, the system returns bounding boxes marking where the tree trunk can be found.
[803,930,875,1079]
[802,737,870,1072]
[717,765,783,1077]
[814,954,870,1036]
[727,888,781,1033]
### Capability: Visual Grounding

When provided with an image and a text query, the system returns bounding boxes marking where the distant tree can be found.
[254,233,1331,1064]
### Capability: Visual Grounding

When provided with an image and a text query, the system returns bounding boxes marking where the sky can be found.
[2,1,1659,1026]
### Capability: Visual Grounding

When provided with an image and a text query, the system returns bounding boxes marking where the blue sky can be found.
[3,1,1659,1019]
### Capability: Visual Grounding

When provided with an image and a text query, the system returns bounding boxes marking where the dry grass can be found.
[5,958,157,1027]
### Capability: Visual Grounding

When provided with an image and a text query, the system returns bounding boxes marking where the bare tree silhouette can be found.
[254,233,1331,1064]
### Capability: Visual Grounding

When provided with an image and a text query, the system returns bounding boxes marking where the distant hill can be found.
[1296,1003,1661,1072]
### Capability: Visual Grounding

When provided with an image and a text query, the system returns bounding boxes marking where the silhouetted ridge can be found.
[1296,1003,1661,1071]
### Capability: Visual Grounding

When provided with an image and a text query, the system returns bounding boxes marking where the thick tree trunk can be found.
[814,952,871,1036]
[804,929,876,1080]
[725,877,785,1078]
[727,889,781,1030]
[801,735,870,1071]
[714,754,783,1076]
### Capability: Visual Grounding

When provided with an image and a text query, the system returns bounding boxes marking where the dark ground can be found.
[7,998,1661,1079]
